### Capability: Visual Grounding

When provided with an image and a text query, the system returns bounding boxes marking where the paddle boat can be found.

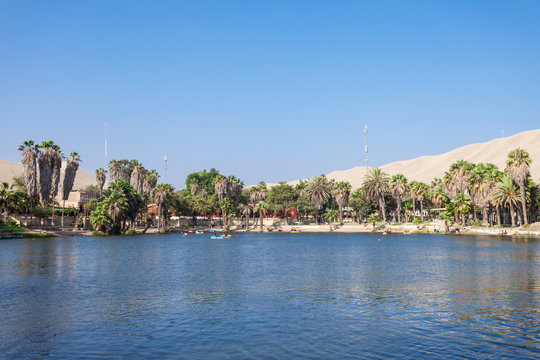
[382,230,392,235]
[210,234,231,239]
[195,230,204,234]
[290,229,301,233]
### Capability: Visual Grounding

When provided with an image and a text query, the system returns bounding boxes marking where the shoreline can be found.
[3,222,540,239]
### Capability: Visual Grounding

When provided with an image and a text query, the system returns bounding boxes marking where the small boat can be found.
[181,232,188,237]
[382,231,392,235]
[195,230,204,234]
[404,231,411,235]
[290,229,301,233]
[211,234,231,239]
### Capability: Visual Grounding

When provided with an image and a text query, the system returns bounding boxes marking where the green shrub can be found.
[92,231,105,236]
[126,230,138,235]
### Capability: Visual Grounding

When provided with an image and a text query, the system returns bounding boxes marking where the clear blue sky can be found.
[1,1,539,188]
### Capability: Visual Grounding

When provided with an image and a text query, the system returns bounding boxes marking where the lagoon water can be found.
[0,233,539,359]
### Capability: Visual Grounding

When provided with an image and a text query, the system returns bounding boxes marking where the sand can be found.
[275,129,540,188]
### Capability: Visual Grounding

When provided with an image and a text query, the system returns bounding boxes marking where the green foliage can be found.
[185,168,222,196]
[412,217,422,226]
[349,189,374,221]
[267,183,297,217]
[91,231,105,236]
[126,230,138,235]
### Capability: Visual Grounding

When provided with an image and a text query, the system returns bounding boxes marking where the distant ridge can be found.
[285,129,540,189]
[0,159,96,190]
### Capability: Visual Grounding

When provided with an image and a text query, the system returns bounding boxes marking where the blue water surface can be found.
[1,233,539,359]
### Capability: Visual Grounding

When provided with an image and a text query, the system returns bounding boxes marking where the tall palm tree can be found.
[455,193,472,226]
[143,170,159,195]
[109,160,120,182]
[61,152,80,227]
[253,201,268,231]
[214,177,227,225]
[50,144,63,203]
[414,182,429,221]
[305,175,331,224]
[363,168,390,222]
[95,168,107,196]
[492,175,521,227]
[334,181,352,224]
[130,163,145,194]
[240,204,252,229]
[506,148,532,225]
[153,183,171,232]
[17,140,38,211]
[37,140,56,205]
[190,183,199,196]
[391,174,408,223]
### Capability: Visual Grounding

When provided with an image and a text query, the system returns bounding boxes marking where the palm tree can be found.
[109,160,120,182]
[153,183,171,232]
[455,193,472,226]
[50,144,63,203]
[190,183,199,196]
[0,182,13,221]
[492,175,521,227]
[61,152,80,227]
[17,140,38,212]
[95,168,107,196]
[367,212,380,230]
[90,205,110,232]
[506,148,532,225]
[253,201,268,231]
[334,181,352,224]
[240,204,252,229]
[305,175,331,224]
[130,163,145,194]
[37,140,56,205]
[414,182,429,221]
[143,170,159,195]
[363,168,390,222]
[214,177,227,225]
[391,174,408,223]
[325,209,339,231]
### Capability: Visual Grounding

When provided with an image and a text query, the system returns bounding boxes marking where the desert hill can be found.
[285,129,540,189]
[0,159,96,190]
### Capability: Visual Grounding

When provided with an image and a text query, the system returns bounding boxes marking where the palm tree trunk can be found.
[339,206,343,224]
[412,199,416,219]
[420,200,424,221]
[461,213,465,226]
[471,194,477,221]
[260,210,264,231]
[397,198,402,223]
[509,206,516,227]
[496,205,501,226]
[329,218,332,231]
[61,200,65,227]
[519,183,528,225]
[380,196,386,222]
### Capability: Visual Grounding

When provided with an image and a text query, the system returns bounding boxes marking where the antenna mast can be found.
[364,124,369,173]
[164,155,168,184]
[105,122,108,167]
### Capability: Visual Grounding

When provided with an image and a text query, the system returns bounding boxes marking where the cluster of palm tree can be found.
[16,140,81,224]
[361,148,538,227]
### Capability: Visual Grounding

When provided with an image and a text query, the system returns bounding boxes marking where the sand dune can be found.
[0,159,96,190]
[288,129,540,189]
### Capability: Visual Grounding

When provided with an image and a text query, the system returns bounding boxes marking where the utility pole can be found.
[164,155,168,184]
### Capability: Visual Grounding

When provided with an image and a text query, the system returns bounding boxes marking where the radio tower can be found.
[164,155,168,184]
[364,124,369,175]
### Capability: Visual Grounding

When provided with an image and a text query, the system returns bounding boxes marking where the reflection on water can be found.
[0,233,539,359]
